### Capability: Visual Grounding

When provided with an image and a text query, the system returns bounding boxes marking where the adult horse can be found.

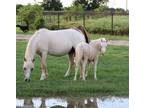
[23,26,89,82]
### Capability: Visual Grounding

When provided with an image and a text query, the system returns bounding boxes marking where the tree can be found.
[73,0,108,11]
[16,4,23,14]
[18,4,44,30]
[41,0,63,11]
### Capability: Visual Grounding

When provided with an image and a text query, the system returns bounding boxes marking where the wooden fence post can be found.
[83,12,85,27]
[111,9,114,35]
[58,12,60,29]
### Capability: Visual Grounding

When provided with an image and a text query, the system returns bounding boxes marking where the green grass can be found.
[16,41,129,97]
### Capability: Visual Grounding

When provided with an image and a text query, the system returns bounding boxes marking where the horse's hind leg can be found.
[40,52,48,80]
[64,53,74,77]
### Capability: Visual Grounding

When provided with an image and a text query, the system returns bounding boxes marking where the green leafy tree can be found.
[73,0,108,11]
[94,5,108,12]
[41,0,63,11]
[16,4,23,14]
[18,4,44,30]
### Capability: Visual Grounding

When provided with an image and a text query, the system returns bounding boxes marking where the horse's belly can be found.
[48,48,71,56]
[48,43,72,56]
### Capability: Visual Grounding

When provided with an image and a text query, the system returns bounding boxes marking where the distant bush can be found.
[34,17,45,30]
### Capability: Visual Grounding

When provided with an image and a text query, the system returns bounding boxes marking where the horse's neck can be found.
[89,41,101,54]
[25,41,36,61]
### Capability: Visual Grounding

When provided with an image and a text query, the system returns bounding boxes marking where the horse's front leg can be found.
[64,53,74,77]
[40,52,48,80]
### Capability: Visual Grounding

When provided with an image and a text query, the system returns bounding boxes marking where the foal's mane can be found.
[74,26,90,43]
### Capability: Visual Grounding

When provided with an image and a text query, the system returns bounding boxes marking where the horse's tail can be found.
[77,25,90,43]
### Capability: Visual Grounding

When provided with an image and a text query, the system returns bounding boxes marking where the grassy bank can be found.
[16,41,129,97]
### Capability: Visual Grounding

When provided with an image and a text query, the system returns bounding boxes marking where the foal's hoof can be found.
[40,76,47,80]
[94,78,97,80]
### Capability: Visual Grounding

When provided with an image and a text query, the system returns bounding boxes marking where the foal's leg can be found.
[79,62,83,79]
[74,61,80,81]
[40,52,48,80]
[93,57,99,80]
[64,53,74,77]
[81,60,87,80]
[85,62,90,78]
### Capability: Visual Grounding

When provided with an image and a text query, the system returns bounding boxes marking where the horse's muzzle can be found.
[24,78,31,82]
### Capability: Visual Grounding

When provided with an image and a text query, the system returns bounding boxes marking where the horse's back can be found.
[34,28,85,47]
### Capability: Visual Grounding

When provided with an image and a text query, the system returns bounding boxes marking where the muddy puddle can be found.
[16,96,128,108]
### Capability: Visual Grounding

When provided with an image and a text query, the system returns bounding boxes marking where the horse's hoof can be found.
[25,78,31,82]
[64,74,69,77]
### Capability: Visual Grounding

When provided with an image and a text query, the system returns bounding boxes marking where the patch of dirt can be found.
[16,34,129,46]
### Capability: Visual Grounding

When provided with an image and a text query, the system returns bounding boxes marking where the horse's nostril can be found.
[27,79,30,82]
[25,78,27,82]
[24,78,30,82]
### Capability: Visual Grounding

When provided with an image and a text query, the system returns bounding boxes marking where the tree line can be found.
[16,0,127,32]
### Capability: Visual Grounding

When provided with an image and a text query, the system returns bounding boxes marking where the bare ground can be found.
[16,34,129,46]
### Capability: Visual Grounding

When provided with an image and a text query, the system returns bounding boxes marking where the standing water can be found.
[16,96,128,108]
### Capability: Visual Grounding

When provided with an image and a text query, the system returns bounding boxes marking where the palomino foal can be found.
[74,38,108,80]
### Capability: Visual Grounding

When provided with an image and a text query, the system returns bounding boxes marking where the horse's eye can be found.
[31,68,33,71]
[23,67,26,71]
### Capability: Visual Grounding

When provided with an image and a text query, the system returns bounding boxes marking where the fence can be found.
[43,11,129,35]
[17,11,129,35]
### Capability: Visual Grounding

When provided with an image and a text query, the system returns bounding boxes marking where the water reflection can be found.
[16,96,128,108]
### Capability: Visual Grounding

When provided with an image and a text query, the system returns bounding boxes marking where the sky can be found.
[16,0,128,10]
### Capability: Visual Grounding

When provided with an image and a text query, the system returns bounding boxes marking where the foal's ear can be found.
[24,58,26,61]
[32,59,35,62]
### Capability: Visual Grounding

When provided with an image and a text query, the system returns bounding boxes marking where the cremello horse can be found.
[74,38,108,80]
[23,26,89,82]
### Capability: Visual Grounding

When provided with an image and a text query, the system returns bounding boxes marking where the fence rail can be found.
[17,11,129,35]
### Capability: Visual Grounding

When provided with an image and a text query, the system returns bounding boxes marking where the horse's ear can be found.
[24,58,26,61]
[32,59,35,62]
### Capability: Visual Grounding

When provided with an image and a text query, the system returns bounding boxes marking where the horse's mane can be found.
[76,26,90,43]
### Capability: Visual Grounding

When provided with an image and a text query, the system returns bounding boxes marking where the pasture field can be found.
[16,41,128,97]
